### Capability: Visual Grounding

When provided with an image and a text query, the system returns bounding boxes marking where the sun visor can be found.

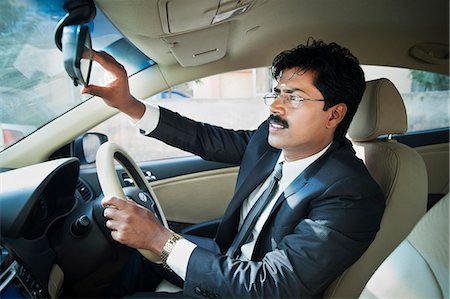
[162,23,230,67]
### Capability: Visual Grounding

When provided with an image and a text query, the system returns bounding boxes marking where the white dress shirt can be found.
[132,102,330,279]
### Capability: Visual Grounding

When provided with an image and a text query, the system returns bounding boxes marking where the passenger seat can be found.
[359,193,449,299]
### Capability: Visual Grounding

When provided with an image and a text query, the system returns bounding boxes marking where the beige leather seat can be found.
[359,193,449,299]
[324,78,428,298]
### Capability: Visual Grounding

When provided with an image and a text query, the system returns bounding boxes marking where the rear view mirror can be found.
[62,24,93,87]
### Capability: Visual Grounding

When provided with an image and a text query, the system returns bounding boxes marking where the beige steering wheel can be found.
[96,142,168,263]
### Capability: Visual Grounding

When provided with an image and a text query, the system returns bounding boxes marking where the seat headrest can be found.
[348,78,407,142]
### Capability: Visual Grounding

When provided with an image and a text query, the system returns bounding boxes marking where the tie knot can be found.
[273,162,283,182]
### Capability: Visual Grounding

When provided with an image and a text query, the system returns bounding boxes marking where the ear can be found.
[326,103,347,129]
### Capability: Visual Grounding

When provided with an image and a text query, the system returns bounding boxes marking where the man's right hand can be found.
[82,50,145,122]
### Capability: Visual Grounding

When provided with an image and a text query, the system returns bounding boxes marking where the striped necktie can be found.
[226,162,283,258]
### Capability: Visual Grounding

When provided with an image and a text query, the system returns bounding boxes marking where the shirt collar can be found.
[278,143,331,189]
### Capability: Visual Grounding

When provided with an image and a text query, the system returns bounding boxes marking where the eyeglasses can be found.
[263,92,325,108]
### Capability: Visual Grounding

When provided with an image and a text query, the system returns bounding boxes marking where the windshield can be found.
[0,0,154,151]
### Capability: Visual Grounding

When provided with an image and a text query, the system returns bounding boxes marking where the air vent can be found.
[76,179,93,202]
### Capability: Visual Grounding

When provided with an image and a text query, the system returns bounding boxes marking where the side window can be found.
[362,66,449,133]
[89,68,272,163]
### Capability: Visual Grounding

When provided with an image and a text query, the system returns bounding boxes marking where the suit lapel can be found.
[264,139,342,229]
[266,173,309,222]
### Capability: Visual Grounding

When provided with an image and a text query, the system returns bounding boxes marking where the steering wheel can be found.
[96,142,168,262]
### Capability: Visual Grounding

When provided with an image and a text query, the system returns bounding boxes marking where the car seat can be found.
[324,78,428,298]
[359,193,448,298]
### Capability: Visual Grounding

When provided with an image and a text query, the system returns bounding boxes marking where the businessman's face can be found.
[267,68,346,161]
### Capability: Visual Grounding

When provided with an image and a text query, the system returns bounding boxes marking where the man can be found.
[83,39,385,298]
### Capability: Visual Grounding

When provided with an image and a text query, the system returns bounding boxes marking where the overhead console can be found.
[158,0,256,66]
[158,0,255,34]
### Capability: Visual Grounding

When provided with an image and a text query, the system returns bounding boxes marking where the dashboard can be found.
[0,157,131,298]
[0,246,47,298]
[0,158,80,240]
[0,158,81,298]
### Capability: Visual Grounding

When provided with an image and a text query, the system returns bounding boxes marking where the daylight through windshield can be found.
[0,0,153,151]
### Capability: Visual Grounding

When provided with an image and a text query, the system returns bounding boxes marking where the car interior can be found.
[359,193,449,299]
[0,0,448,298]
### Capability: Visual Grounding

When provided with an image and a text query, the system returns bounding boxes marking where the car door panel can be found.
[78,156,234,196]
[151,166,239,225]
[395,128,449,209]
[415,143,449,208]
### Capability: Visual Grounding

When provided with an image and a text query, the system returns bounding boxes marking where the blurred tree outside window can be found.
[410,70,449,91]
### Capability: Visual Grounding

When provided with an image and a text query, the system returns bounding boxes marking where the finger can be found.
[110,230,125,244]
[103,207,118,219]
[82,47,92,59]
[102,196,125,208]
[105,219,117,230]
[92,50,126,74]
[101,196,112,208]
[82,84,114,98]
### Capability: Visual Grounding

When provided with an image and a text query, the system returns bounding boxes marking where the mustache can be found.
[268,114,289,128]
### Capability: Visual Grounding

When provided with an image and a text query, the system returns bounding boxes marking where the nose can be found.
[269,95,286,114]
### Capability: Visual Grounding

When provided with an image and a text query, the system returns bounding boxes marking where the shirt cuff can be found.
[166,238,197,280]
[129,101,160,134]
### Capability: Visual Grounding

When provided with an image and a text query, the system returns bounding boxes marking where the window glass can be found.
[0,0,154,151]
[91,65,449,164]
[90,68,273,163]
[362,66,449,133]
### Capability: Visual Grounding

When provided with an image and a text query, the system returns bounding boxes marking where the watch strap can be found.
[161,234,182,270]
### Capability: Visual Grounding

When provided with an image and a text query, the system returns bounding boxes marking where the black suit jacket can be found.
[150,108,385,298]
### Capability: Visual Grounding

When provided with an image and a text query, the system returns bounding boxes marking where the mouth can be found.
[268,114,288,130]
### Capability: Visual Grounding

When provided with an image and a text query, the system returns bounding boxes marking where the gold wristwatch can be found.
[161,234,182,270]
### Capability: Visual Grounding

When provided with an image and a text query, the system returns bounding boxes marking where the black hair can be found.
[271,38,366,139]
